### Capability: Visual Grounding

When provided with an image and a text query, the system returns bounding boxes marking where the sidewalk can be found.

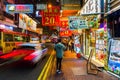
[48,50,118,80]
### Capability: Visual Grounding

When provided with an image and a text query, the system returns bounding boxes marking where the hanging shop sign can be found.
[60,27,68,31]
[42,16,60,26]
[6,4,33,13]
[81,0,101,15]
[36,4,47,10]
[60,20,68,28]
[42,6,60,26]
[68,16,88,30]
[19,14,37,31]
[59,30,72,37]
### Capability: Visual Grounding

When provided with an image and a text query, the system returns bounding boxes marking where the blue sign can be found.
[69,16,88,30]
[6,4,33,13]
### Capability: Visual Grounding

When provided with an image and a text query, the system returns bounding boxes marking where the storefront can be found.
[80,0,108,69]
[107,1,120,77]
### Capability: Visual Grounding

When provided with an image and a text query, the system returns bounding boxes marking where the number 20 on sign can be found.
[42,16,59,26]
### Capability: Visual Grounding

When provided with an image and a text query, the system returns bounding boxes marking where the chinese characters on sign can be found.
[42,6,60,26]
[60,30,72,37]
[81,0,101,15]
[60,20,68,28]
[69,16,88,30]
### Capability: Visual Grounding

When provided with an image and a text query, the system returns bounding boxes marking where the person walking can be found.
[71,40,74,52]
[54,38,66,74]
[68,39,74,52]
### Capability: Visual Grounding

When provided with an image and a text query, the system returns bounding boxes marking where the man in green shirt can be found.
[54,38,66,74]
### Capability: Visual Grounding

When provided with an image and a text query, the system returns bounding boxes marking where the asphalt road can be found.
[0,43,54,80]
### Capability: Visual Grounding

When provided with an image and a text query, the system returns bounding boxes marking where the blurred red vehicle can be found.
[0,43,48,66]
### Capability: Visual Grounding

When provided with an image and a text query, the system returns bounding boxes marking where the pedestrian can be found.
[71,40,74,52]
[69,39,74,52]
[68,40,72,51]
[54,38,66,74]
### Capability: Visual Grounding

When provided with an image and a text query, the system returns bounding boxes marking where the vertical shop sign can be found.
[42,6,60,26]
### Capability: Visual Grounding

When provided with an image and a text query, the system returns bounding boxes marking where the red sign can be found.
[42,16,60,26]
[60,20,68,28]
[42,6,60,26]
[42,6,60,16]
[60,30,72,37]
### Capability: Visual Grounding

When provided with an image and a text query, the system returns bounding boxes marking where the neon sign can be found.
[6,4,33,13]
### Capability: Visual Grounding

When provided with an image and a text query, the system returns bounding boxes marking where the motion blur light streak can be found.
[0,50,34,59]
[24,55,36,61]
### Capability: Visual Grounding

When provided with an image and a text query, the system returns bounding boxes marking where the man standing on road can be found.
[54,38,66,74]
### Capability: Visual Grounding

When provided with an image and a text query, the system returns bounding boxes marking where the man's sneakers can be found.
[57,71,62,74]
[56,70,62,74]
[56,70,59,73]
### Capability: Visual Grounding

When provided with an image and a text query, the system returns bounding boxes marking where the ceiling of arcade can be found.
[60,0,82,20]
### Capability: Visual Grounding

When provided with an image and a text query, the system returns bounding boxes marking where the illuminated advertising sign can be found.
[42,16,60,26]
[19,14,37,31]
[59,30,72,37]
[0,24,13,30]
[42,6,60,26]
[36,4,47,10]
[6,4,33,13]
[69,16,88,30]
[60,20,68,28]
[81,0,101,15]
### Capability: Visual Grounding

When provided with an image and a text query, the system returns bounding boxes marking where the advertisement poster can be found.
[74,35,81,53]
[96,28,106,63]
[19,14,37,31]
[108,39,120,75]
[68,16,88,30]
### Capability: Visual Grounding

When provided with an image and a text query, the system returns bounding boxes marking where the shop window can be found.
[113,17,120,37]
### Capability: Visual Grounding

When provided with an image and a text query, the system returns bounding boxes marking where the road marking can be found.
[37,50,54,80]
